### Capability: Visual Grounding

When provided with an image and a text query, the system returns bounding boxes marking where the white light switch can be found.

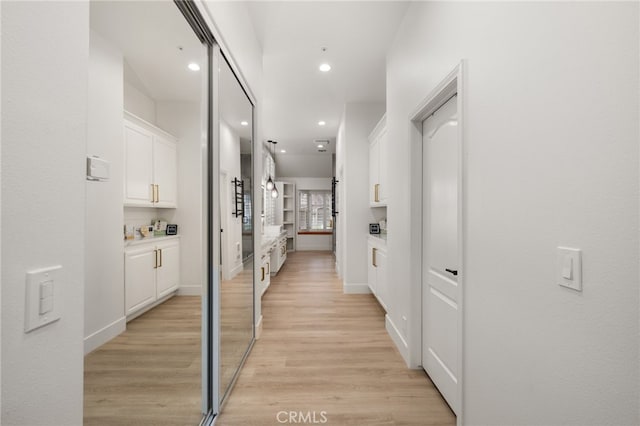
[557,247,582,291]
[25,266,62,332]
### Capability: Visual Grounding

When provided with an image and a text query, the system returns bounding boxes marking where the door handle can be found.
[445,268,458,276]
[154,249,158,269]
[261,266,265,281]
[156,184,160,202]
[374,184,379,202]
[372,248,377,267]
[159,249,163,268]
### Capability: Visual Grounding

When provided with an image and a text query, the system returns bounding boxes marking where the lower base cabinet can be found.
[260,252,271,296]
[125,239,180,316]
[368,241,388,311]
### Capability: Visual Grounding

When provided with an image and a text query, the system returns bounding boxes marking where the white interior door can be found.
[422,94,460,414]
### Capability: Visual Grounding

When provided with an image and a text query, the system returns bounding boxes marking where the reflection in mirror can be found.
[218,55,254,404]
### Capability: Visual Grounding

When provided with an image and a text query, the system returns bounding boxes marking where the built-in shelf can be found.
[276,181,296,252]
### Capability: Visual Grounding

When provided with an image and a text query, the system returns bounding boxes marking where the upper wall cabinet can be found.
[124,111,177,208]
[369,114,387,206]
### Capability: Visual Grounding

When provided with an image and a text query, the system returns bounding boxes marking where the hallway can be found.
[217,251,455,425]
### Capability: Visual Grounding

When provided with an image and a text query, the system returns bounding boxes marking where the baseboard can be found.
[178,285,202,296]
[386,314,410,366]
[343,282,371,294]
[255,315,263,339]
[229,262,244,279]
[84,316,126,355]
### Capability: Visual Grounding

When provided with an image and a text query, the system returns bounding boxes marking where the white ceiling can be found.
[90,1,203,103]
[90,1,409,156]
[247,1,409,154]
[90,1,253,141]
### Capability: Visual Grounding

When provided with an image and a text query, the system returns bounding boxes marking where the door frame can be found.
[409,61,465,426]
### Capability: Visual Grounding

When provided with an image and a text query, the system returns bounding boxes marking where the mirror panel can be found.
[218,54,254,404]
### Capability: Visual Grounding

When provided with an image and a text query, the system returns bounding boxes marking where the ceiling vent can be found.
[314,139,330,153]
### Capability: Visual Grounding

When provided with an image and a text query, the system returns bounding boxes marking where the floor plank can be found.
[83,296,202,426]
[216,251,455,426]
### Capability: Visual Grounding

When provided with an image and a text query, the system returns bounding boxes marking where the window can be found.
[298,190,333,232]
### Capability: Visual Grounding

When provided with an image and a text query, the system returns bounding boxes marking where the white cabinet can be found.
[155,240,180,298]
[125,238,180,317]
[270,234,288,275]
[152,134,178,207]
[124,112,177,208]
[260,251,271,296]
[369,115,387,206]
[368,239,389,312]
[124,246,157,315]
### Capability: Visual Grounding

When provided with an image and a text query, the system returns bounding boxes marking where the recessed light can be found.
[280,149,286,153]
[317,144,324,148]
[241,121,248,126]
[188,63,200,71]
[318,121,326,126]
[319,63,331,72]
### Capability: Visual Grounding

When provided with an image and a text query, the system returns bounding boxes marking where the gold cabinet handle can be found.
[267,262,270,274]
[261,266,265,281]
[374,184,380,202]
[151,184,155,203]
[372,248,377,267]
[159,248,163,268]
[156,184,159,202]
[154,249,158,269]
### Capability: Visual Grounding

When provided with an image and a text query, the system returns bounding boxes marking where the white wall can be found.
[387,2,639,424]
[157,101,203,294]
[84,30,126,354]
[336,103,385,293]
[1,2,88,424]
[219,120,243,278]
[123,60,156,124]
[275,154,332,178]
[284,177,333,251]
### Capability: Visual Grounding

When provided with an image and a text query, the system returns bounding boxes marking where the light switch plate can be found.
[25,265,62,332]
[557,247,582,291]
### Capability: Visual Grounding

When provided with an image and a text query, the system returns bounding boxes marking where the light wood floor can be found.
[84,296,202,426]
[216,251,455,426]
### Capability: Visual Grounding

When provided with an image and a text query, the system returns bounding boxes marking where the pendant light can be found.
[265,140,275,190]
[266,140,278,198]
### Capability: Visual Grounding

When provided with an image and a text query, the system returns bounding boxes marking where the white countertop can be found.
[261,231,288,253]
[368,233,387,245]
[124,234,180,248]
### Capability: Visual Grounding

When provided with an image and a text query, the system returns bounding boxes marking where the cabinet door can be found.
[378,129,388,204]
[125,246,157,315]
[369,137,380,205]
[368,244,377,295]
[375,249,389,312]
[124,122,153,206]
[153,135,177,208]
[156,241,180,299]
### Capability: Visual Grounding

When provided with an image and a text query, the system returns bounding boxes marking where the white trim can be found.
[409,60,465,426]
[178,285,202,296]
[255,314,263,339]
[385,314,409,365]
[343,282,371,294]
[368,113,387,143]
[84,316,126,355]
